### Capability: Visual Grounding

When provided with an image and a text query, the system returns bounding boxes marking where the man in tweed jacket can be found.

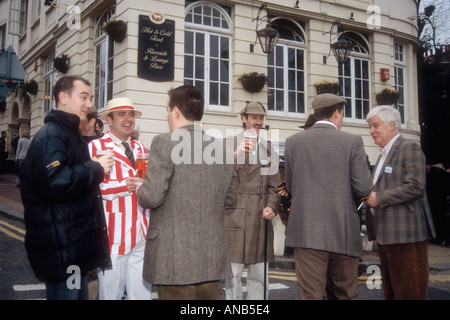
[137,84,237,300]
[284,94,372,300]
[364,105,436,300]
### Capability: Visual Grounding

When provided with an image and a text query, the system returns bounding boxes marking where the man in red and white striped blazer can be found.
[89,97,151,300]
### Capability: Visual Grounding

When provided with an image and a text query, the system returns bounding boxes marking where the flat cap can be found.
[239,101,266,115]
[312,93,346,111]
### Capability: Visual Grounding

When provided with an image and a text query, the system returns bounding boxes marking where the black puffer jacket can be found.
[20,110,111,282]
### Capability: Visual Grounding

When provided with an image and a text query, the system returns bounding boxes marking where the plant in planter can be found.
[237,72,268,93]
[23,80,38,96]
[53,54,70,74]
[313,81,342,95]
[376,87,399,105]
[102,19,127,42]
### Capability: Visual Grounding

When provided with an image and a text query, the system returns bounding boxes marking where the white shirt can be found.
[372,133,401,185]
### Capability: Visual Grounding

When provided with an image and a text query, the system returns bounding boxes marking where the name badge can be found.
[385,166,393,174]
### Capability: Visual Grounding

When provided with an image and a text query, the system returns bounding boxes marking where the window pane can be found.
[220,83,229,106]
[297,71,304,91]
[221,37,229,59]
[355,80,362,99]
[195,57,204,79]
[276,68,284,89]
[185,56,193,78]
[297,93,305,113]
[288,92,295,112]
[268,89,274,111]
[220,60,228,82]
[276,90,284,111]
[210,59,218,81]
[355,99,362,119]
[195,33,205,55]
[345,98,352,118]
[362,60,369,79]
[210,82,218,105]
[288,70,295,90]
[267,67,274,87]
[275,46,283,66]
[185,31,193,54]
[288,48,295,68]
[355,60,361,78]
[210,35,218,58]
[297,50,304,70]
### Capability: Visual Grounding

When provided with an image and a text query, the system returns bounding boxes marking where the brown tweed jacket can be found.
[367,135,436,245]
[284,123,372,257]
[137,125,237,285]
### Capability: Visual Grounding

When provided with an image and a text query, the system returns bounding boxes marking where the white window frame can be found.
[267,42,307,118]
[394,42,407,125]
[184,2,232,112]
[94,7,115,113]
[338,33,371,123]
[43,53,55,114]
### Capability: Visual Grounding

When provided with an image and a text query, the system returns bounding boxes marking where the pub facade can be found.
[0,0,423,165]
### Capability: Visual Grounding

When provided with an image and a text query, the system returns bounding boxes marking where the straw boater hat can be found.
[99,97,142,120]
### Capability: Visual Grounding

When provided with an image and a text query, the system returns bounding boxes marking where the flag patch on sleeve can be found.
[46,160,61,170]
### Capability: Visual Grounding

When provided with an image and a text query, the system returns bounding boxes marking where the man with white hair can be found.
[364,105,436,300]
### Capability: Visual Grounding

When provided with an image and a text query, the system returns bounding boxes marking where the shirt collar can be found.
[109,132,131,147]
[315,120,338,129]
[380,133,401,157]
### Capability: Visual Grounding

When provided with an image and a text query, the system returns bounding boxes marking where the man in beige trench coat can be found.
[224,101,281,300]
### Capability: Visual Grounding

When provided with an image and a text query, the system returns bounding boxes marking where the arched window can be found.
[43,53,55,113]
[338,32,371,122]
[94,7,115,112]
[184,1,232,111]
[267,19,307,116]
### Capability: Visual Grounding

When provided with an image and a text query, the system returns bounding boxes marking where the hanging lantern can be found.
[331,36,353,64]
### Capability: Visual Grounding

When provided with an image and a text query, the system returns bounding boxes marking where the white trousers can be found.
[98,240,152,300]
[225,262,269,300]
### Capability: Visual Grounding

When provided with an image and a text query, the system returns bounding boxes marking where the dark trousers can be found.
[157,281,219,300]
[378,240,429,300]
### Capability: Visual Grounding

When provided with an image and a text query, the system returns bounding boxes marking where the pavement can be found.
[1,173,450,273]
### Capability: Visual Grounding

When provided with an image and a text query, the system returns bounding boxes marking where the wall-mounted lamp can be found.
[251,4,280,54]
[323,21,353,65]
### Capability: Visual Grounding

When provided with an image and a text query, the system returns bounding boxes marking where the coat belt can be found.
[237,185,263,195]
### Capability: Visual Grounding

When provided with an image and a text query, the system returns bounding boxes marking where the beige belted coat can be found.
[224,133,281,264]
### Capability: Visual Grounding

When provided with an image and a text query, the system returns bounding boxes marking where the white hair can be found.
[366,105,401,131]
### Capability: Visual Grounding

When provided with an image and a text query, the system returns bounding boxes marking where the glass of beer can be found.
[136,152,149,178]
[95,149,113,175]
[244,131,258,152]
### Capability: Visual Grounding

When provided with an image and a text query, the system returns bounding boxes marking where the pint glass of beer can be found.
[136,152,149,178]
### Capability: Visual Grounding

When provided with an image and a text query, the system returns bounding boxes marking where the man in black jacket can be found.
[20,76,114,300]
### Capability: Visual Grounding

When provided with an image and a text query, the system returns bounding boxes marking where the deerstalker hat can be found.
[99,97,142,120]
[239,101,266,115]
[312,93,346,111]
